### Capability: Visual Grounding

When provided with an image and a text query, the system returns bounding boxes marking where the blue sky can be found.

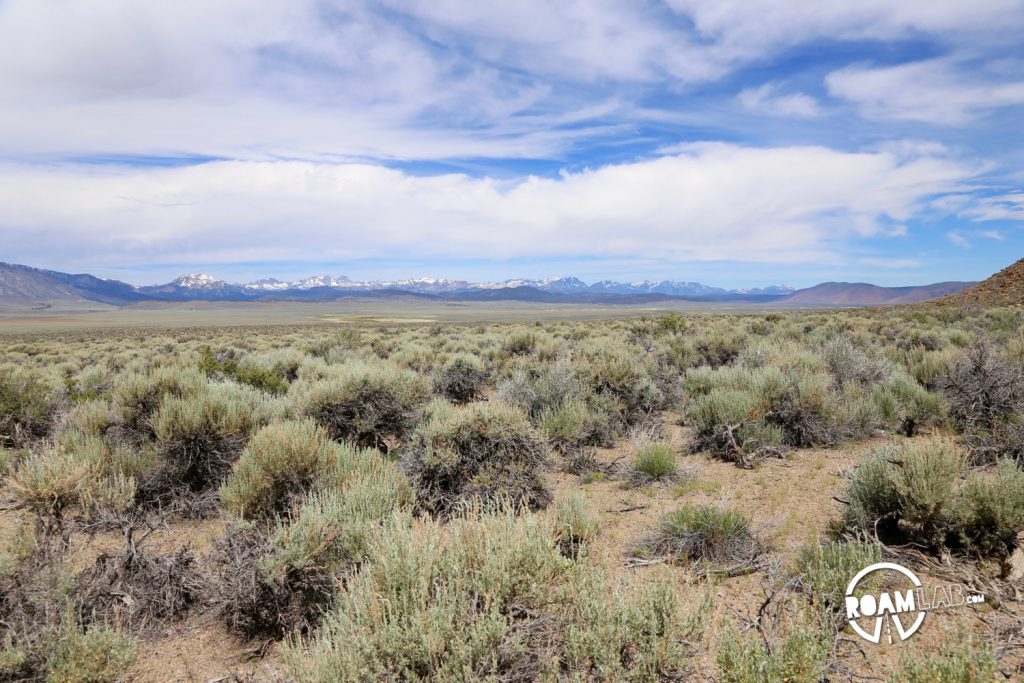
[0,1,1022,288]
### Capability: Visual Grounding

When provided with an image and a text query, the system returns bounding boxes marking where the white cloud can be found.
[0,1,1022,160]
[738,84,820,118]
[947,231,971,248]
[978,229,1005,240]
[827,58,1024,125]
[856,257,923,268]
[668,0,1023,55]
[960,193,1024,221]
[0,144,979,271]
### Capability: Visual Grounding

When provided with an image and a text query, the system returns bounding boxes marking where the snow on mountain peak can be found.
[172,273,227,289]
[158,272,795,298]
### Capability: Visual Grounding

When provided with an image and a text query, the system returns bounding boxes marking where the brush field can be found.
[0,305,1022,682]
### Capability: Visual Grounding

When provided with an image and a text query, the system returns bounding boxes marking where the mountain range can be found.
[0,261,980,310]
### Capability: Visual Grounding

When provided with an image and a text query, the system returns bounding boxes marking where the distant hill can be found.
[932,257,1024,307]
[0,262,149,309]
[779,281,976,306]
[0,261,983,309]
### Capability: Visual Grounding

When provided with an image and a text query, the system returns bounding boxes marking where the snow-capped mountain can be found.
[136,271,797,302]
[471,276,588,292]
[0,261,978,309]
[170,273,230,290]
[375,278,470,293]
[732,285,796,296]
[244,278,289,290]
[292,275,353,289]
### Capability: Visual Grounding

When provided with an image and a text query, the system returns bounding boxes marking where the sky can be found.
[0,1,1022,288]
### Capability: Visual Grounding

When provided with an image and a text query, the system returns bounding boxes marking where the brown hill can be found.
[933,257,1024,307]
[0,262,147,310]
[780,280,975,306]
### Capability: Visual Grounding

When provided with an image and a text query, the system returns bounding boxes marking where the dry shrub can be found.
[432,354,487,404]
[871,373,945,437]
[841,438,1024,558]
[763,375,837,448]
[76,543,203,630]
[539,397,615,452]
[44,615,136,683]
[965,421,1024,465]
[294,359,429,451]
[140,385,268,510]
[716,612,830,683]
[888,632,997,683]
[206,524,334,640]
[551,491,598,558]
[844,438,963,546]
[578,341,665,428]
[0,541,72,679]
[286,507,705,681]
[401,401,551,517]
[686,387,785,468]
[7,447,90,529]
[0,530,136,682]
[212,463,412,639]
[219,419,386,521]
[794,539,882,630]
[497,356,580,420]
[821,335,892,387]
[665,330,746,369]
[110,366,206,440]
[955,459,1024,557]
[0,366,57,448]
[938,343,1024,433]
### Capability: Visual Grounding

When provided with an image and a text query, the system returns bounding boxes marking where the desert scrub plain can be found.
[0,306,1021,681]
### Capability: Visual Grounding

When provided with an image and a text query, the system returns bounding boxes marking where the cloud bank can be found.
[0,144,977,271]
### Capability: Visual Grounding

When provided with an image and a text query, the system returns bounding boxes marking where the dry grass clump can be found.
[551,491,598,557]
[293,358,430,451]
[401,400,551,517]
[633,505,764,575]
[716,612,830,683]
[887,633,997,683]
[626,438,684,486]
[286,507,707,681]
[794,539,882,630]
